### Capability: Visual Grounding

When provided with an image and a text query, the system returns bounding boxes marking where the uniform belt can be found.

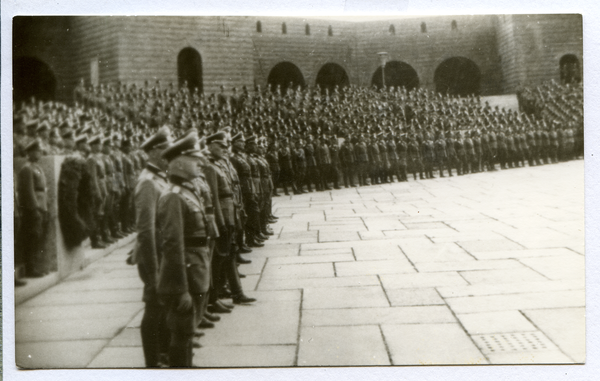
[219,194,233,199]
[185,237,208,247]
[252,175,260,178]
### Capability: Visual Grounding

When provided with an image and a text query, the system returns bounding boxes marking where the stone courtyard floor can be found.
[15,160,585,368]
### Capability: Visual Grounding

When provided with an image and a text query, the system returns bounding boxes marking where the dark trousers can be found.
[140,299,170,367]
[20,208,49,275]
[163,296,196,367]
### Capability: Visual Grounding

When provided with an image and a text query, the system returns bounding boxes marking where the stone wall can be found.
[494,14,583,92]
[12,15,583,103]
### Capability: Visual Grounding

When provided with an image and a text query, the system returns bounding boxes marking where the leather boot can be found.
[232,293,257,304]
[240,245,252,254]
[237,254,251,264]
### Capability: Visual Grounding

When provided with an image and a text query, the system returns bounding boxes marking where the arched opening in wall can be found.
[434,57,481,96]
[178,47,203,94]
[371,61,420,91]
[316,63,349,94]
[282,22,287,34]
[256,20,262,33]
[267,62,305,93]
[13,56,57,105]
[560,54,581,84]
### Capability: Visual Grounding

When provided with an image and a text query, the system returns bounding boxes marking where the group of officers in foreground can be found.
[130,126,272,367]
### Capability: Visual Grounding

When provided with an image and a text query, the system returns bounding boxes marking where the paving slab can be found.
[200,301,299,346]
[21,288,142,307]
[445,290,585,314]
[381,324,487,365]
[414,259,522,272]
[16,302,144,322]
[107,327,141,347]
[88,346,146,368]
[301,306,456,326]
[438,279,584,298]
[334,258,416,277]
[261,262,334,279]
[467,247,580,260]
[457,239,524,253]
[297,326,390,366]
[456,311,537,335]
[17,339,109,368]
[194,345,297,367]
[519,255,585,280]
[267,253,355,265]
[385,288,445,306]
[257,275,379,291]
[275,231,318,243]
[302,285,390,309]
[16,317,128,343]
[380,272,468,289]
[459,267,549,284]
[523,307,585,363]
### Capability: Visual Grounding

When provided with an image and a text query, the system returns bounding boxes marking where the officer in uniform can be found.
[17,140,49,277]
[266,140,281,196]
[292,138,307,193]
[407,134,424,180]
[340,136,356,187]
[278,137,296,195]
[131,126,172,367]
[157,132,215,367]
[304,135,319,191]
[87,134,108,248]
[229,133,263,248]
[204,131,256,305]
[121,139,136,233]
[368,134,381,185]
[354,135,369,186]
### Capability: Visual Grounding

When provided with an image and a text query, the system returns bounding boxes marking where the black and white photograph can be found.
[2,0,594,377]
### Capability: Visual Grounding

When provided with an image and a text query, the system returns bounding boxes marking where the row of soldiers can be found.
[129,125,279,367]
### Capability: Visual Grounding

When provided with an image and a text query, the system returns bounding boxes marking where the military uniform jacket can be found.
[304,143,317,167]
[407,141,421,160]
[434,139,447,159]
[204,155,235,228]
[266,150,280,172]
[464,138,475,156]
[340,142,355,165]
[247,154,262,195]
[368,142,380,164]
[230,151,255,195]
[87,153,107,200]
[122,153,136,190]
[279,147,293,170]
[387,140,398,162]
[293,147,307,168]
[133,164,169,299]
[103,154,119,193]
[378,142,388,166]
[396,140,408,165]
[446,138,456,157]
[110,151,126,192]
[316,143,331,165]
[354,142,369,163]
[18,161,48,212]
[422,140,435,161]
[157,177,212,296]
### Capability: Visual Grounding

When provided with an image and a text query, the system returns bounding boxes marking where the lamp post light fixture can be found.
[377,52,389,89]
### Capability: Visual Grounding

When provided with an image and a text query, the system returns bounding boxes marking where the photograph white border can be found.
[2,1,597,380]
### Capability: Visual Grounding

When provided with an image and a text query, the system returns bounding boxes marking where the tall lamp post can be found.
[377,52,389,89]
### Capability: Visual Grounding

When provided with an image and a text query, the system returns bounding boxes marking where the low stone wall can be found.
[14,155,136,305]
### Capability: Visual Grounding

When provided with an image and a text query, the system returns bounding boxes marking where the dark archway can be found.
[560,54,581,84]
[316,63,349,94]
[13,56,56,104]
[267,62,305,93]
[371,61,419,91]
[434,57,481,96]
[178,47,203,93]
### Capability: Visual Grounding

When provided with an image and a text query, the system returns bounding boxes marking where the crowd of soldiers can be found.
[12,76,582,367]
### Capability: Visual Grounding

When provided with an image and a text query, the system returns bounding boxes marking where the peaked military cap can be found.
[75,135,88,145]
[62,130,74,140]
[25,139,41,152]
[206,131,228,147]
[141,125,171,152]
[162,130,203,162]
[245,134,257,144]
[102,136,113,146]
[88,134,102,145]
